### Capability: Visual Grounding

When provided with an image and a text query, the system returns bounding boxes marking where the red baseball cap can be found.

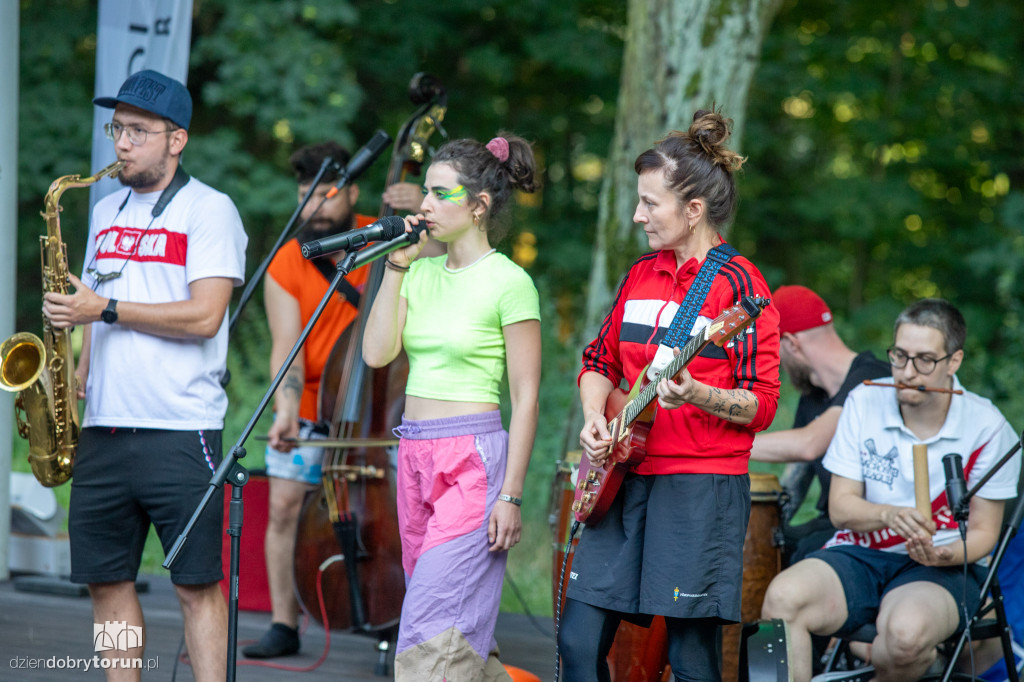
[773,285,833,335]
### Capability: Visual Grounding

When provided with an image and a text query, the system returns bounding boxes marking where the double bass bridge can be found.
[323,464,388,481]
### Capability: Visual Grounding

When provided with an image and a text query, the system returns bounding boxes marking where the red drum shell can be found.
[722,472,783,682]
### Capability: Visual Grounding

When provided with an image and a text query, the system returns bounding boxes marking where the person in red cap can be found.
[751,285,889,564]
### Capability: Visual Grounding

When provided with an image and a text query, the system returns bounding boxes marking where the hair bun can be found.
[689,109,745,172]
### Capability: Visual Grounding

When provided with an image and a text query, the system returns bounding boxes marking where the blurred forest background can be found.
[10,0,1024,618]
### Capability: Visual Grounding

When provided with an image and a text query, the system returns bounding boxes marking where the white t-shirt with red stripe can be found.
[823,376,1020,553]
[81,176,247,430]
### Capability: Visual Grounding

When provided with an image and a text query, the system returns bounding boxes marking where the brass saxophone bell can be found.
[0,332,46,392]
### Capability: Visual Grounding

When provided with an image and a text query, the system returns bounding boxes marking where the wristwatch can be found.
[101,298,118,324]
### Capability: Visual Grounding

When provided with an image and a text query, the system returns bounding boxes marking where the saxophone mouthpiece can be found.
[104,159,127,177]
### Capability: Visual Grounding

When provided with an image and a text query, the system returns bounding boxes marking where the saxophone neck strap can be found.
[87,166,192,286]
[151,165,191,217]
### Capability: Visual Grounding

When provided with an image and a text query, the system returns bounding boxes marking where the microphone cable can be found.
[553,520,581,682]
[957,528,975,678]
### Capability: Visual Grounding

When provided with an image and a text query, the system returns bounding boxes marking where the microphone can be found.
[352,221,428,269]
[942,452,968,523]
[301,215,406,259]
[325,130,392,199]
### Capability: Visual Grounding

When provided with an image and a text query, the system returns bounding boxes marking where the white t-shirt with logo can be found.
[81,176,247,430]
[822,376,1020,553]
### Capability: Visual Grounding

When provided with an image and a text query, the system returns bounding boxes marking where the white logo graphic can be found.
[94,621,144,652]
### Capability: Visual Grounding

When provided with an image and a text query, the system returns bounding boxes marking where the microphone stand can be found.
[939,433,1023,682]
[227,129,391,338]
[163,228,421,682]
[228,156,337,336]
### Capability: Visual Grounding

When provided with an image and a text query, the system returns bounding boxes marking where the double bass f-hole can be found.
[292,73,448,671]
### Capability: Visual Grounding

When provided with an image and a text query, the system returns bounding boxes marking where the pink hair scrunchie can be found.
[485,137,510,162]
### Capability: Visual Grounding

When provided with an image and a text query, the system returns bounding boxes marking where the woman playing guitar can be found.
[560,109,781,682]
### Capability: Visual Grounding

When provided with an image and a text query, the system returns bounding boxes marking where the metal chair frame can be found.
[817,492,1023,682]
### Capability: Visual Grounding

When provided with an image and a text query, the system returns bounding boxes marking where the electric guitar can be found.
[572,295,769,524]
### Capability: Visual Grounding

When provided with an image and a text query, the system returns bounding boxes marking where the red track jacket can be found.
[580,247,781,475]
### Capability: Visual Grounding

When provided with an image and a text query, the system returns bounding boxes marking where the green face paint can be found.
[421,184,468,204]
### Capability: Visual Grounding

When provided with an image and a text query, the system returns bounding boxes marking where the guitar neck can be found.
[622,331,709,425]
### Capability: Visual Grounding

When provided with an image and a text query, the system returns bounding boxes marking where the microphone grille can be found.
[380,215,407,240]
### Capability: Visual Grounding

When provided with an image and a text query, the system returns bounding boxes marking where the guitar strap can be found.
[660,242,738,350]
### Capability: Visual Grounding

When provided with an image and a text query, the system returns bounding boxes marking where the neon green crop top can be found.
[400,253,540,403]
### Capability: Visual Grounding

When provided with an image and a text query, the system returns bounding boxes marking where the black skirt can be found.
[567,471,750,622]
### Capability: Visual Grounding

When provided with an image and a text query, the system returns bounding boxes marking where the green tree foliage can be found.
[737,0,1024,424]
[338,0,625,313]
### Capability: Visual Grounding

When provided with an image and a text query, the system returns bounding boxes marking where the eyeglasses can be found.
[886,346,953,375]
[104,121,176,146]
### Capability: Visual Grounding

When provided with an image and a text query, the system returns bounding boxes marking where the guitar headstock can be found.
[704,295,770,347]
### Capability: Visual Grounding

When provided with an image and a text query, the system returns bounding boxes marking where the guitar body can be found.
[572,386,652,524]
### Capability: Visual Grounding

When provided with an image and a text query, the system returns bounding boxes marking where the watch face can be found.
[102,301,118,324]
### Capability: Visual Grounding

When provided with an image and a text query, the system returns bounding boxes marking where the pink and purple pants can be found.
[392,410,512,681]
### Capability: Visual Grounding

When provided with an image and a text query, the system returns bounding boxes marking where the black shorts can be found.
[567,472,750,622]
[69,427,224,585]
[807,544,985,637]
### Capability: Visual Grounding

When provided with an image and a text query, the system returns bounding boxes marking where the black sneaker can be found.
[241,623,300,659]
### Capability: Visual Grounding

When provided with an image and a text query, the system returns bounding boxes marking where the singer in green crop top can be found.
[400,253,539,402]
[362,133,541,681]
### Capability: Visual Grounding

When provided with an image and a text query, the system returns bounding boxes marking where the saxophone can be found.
[0,159,125,487]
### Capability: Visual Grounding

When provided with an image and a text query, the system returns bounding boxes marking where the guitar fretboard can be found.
[623,328,708,425]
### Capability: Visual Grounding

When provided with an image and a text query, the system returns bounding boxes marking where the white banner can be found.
[90,0,193,207]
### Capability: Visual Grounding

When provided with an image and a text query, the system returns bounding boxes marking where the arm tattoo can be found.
[701,386,757,423]
[281,366,303,402]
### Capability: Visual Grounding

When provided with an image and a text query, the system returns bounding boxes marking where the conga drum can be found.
[722,472,784,682]
[550,452,672,682]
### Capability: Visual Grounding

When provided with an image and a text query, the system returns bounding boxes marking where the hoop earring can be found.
[688,222,696,234]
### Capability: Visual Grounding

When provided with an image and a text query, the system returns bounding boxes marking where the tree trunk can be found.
[584,0,782,332]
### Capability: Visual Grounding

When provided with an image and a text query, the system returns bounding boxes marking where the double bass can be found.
[292,74,447,672]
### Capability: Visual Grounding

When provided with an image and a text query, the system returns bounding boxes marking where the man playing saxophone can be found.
[42,69,247,682]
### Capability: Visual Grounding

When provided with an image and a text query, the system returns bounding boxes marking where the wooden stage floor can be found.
[1,574,555,681]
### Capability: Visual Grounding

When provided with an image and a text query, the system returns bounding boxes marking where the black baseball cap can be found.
[94,69,192,130]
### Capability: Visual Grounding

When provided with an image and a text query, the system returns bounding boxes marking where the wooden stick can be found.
[912,443,931,518]
[862,380,963,395]
[254,435,400,448]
